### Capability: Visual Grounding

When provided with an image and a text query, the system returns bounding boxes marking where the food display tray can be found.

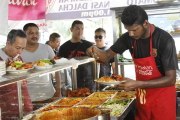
[74,91,117,108]
[110,99,135,120]
[102,86,123,91]
[23,91,136,120]
[98,91,136,120]
[36,97,84,112]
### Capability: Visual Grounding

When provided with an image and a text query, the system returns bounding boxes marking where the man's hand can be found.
[86,45,109,64]
[117,78,141,91]
[86,45,99,59]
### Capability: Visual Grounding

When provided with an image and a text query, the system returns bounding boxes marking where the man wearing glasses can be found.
[94,28,115,79]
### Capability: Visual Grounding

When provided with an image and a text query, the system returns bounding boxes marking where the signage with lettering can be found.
[110,0,157,8]
[8,0,46,20]
[46,0,111,20]
[0,1,8,35]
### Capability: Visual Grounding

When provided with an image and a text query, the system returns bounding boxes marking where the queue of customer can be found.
[0,4,179,120]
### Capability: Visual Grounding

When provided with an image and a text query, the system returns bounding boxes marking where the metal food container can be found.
[98,108,111,120]
[98,91,136,120]
[102,86,123,91]
[36,97,84,112]
[75,92,117,108]
[23,91,136,120]
[99,99,135,120]
[34,107,101,120]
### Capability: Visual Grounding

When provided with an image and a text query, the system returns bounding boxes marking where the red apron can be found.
[133,24,176,120]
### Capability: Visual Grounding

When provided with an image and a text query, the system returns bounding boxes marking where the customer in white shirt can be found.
[0,29,33,119]
[21,23,61,102]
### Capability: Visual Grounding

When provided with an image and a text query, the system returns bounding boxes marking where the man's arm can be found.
[140,70,176,88]
[118,69,176,91]
[47,45,55,59]
[111,62,116,74]
[53,72,62,97]
[0,56,3,61]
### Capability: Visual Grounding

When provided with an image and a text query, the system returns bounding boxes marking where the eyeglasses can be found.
[94,35,103,39]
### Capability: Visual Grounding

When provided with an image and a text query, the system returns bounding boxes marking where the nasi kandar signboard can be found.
[46,0,111,20]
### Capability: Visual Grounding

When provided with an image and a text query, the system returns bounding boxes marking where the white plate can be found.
[0,67,6,70]
[0,71,6,76]
[0,69,6,72]
[34,65,53,70]
[54,58,69,65]
[0,61,5,64]
[0,64,5,66]
[94,79,126,86]
[0,65,6,68]
[6,68,33,75]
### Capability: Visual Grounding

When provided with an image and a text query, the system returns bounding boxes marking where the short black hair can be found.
[95,28,106,34]
[23,23,39,31]
[121,5,148,26]
[7,29,26,44]
[71,20,83,28]
[49,33,60,42]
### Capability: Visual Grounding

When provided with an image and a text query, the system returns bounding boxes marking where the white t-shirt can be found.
[21,43,55,62]
[21,43,56,101]
[0,48,9,61]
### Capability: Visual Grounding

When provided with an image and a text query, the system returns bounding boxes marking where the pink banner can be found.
[0,1,8,35]
[8,0,46,20]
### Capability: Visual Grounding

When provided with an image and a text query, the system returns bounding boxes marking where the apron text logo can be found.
[136,65,153,76]
[138,69,152,75]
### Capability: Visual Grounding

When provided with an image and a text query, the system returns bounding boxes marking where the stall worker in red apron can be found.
[0,29,33,119]
[87,5,178,120]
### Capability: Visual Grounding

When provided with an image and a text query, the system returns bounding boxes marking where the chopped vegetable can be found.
[39,59,53,65]
[101,99,131,116]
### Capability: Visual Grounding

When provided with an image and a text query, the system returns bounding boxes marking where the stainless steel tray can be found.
[102,86,123,91]
[74,91,117,108]
[23,92,135,120]
[35,97,84,113]
[110,99,135,120]
[23,97,84,119]
[98,91,135,120]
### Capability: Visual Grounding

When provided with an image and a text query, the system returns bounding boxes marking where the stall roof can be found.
[110,2,180,16]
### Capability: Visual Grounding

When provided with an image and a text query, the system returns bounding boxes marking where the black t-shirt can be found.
[57,40,94,90]
[99,46,114,77]
[111,27,178,75]
[58,40,92,58]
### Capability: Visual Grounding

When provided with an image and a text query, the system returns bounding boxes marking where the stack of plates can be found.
[0,61,6,77]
